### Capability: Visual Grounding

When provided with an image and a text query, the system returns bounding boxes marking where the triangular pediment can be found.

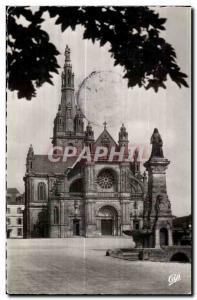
[94,129,117,148]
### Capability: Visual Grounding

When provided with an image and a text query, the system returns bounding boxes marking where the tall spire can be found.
[61,45,74,90]
[52,45,85,148]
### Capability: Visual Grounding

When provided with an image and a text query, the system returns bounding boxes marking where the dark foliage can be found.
[7,6,188,100]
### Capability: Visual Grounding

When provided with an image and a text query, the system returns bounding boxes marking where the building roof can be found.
[7,188,20,194]
[31,155,77,174]
[173,214,191,229]
[7,188,24,205]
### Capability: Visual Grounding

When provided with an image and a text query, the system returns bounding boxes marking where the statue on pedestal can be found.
[150,128,164,158]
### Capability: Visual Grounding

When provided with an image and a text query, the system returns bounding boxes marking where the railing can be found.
[97,192,119,198]
[50,192,83,199]
[50,192,143,199]
[69,193,83,197]
[68,192,119,198]
[130,194,143,199]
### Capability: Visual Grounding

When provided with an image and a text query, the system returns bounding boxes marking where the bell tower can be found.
[118,123,129,148]
[52,45,85,149]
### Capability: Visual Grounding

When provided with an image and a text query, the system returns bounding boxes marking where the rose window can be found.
[97,170,115,189]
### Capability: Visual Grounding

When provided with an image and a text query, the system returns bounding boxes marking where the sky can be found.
[7,6,191,216]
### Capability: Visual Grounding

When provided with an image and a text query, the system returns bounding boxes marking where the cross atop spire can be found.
[103,121,107,130]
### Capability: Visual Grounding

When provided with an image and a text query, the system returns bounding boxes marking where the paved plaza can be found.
[7,238,191,295]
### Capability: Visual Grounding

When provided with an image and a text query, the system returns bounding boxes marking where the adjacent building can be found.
[24,46,173,248]
[6,188,24,238]
[173,214,192,246]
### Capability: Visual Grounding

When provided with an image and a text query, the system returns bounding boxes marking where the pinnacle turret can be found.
[118,123,128,147]
[61,45,74,90]
[26,144,34,172]
[85,122,94,146]
[64,45,71,62]
[27,144,34,159]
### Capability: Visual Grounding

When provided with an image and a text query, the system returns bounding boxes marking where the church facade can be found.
[24,46,173,248]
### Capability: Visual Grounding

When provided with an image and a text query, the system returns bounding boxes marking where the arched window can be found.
[69,179,83,193]
[54,206,59,224]
[97,169,116,190]
[38,182,46,201]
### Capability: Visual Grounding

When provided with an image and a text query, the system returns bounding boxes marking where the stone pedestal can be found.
[144,156,173,248]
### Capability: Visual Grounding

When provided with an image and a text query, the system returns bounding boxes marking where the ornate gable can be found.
[94,126,117,148]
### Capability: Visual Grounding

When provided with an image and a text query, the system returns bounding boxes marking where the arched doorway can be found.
[69,178,83,193]
[73,219,80,236]
[160,228,168,247]
[170,252,190,263]
[98,206,118,236]
[32,210,48,238]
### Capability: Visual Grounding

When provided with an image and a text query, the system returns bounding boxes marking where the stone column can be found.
[85,199,96,237]
[121,200,131,231]
[85,200,95,224]
[84,162,95,193]
[144,157,170,217]
[155,228,160,248]
[144,156,173,248]
[49,200,54,237]
[60,200,64,238]
[168,228,173,246]
[84,162,96,237]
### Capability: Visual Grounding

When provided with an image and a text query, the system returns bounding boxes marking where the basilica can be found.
[24,46,173,248]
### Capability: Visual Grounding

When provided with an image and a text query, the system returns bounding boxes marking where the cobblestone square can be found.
[7,239,191,295]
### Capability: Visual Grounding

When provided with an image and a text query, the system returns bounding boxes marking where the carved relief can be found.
[156,195,171,215]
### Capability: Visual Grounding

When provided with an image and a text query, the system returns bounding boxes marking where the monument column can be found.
[144,128,173,248]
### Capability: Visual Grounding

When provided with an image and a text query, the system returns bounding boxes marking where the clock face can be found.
[76,70,130,128]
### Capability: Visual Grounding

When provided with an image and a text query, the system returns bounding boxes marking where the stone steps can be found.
[121,252,140,261]
[106,248,141,261]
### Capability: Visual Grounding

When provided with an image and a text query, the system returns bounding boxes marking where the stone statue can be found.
[156,195,171,214]
[150,128,164,158]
